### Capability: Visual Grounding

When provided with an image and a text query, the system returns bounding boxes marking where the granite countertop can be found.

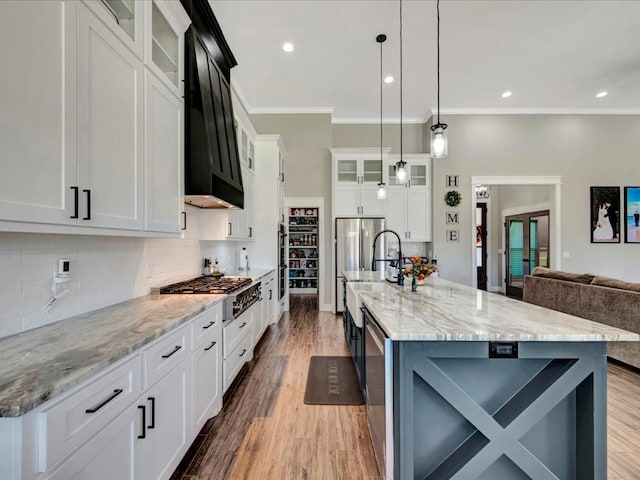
[0,293,225,417]
[343,270,387,282]
[226,267,276,282]
[349,277,640,342]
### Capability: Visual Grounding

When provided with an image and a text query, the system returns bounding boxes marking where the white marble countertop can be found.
[342,270,386,282]
[348,276,640,342]
[225,267,276,282]
[0,293,225,417]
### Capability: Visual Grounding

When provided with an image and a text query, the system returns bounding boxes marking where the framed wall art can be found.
[624,186,640,243]
[590,186,620,243]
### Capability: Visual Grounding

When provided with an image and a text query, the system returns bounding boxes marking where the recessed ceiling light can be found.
[282,42,294,53]
[596,91,608,98]
[384,76,394,84]
[501,91,513,98]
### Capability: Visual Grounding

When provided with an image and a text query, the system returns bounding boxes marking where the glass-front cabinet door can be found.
[362,159,383,185]
[335,159,358,184]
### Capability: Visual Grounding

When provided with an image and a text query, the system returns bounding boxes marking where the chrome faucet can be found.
[371,229,404,286]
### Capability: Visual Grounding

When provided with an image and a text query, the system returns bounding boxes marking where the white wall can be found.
[0,206,240,340]
[433,114,640,285]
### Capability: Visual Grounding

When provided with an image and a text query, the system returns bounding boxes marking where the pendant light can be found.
[430,0,448,158]
[376,34,387,200]
[394,0,407,184]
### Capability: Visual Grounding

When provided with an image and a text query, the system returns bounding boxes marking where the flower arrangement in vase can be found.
[403,257,438,285]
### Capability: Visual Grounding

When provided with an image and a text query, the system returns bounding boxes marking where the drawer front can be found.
[191,302,223,350]
[223,333,252,392]
[222,308,253,359]
[144,324,189,388]
[39,355,142,472]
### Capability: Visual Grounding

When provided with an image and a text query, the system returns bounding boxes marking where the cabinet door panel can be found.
[47,404,142,480]
[334,188,359,216]
[78,5,144,230]
[0,1,76,225]
[143,361,190,480]
[407,188,430,241]
[384,188,406,239]
[145,71,182,233]
[192,329,222,432]
[360,186,385,216]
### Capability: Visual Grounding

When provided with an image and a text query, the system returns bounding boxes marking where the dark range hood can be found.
[182,0,244,209]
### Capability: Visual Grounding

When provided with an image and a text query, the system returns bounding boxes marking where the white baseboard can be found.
[488,285,504,293]
[320,302,332,312]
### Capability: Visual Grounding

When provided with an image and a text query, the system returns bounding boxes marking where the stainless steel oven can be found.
[364,306,393,479]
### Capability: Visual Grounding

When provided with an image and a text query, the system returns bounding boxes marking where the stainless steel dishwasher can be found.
[363,306,393,479]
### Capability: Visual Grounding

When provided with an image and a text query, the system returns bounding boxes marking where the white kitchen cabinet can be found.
[141,359,190,480]
[145,70,183,233]
[196,165,255,241]
[190,304,223,434]
[46,400,143,480]
[83,0,144,60]
[145,0,189,97]
[384,154,432,241]
[0,0,189,237]
[0,1,77,226]
[77,3,145,230]
[331,148,390,217]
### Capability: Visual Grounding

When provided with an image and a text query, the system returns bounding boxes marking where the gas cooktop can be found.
[159,276,252,294]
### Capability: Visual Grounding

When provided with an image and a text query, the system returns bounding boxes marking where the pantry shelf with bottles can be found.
[289,207,319,293]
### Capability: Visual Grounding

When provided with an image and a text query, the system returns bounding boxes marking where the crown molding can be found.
[249,106,335,115]
[331,116,429,125]
[433,107,640,115]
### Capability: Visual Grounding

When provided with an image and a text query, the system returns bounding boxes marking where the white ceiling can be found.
[209,0,640,123]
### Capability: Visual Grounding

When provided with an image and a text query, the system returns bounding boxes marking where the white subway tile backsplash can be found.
[0,231,213,339]
[0,315,22,338]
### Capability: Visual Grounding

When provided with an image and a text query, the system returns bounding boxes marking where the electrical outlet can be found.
[57,258,71,277]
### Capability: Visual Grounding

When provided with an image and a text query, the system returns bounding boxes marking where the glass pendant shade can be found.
[377,182,387,199]
[396,162,407,183]
[430,123,448,158]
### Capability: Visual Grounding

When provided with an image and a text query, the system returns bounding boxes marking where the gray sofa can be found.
[523,266,640,369]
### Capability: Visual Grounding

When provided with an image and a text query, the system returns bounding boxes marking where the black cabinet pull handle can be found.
[82,189,91,220]
[249,226,252,237]
[269,290,272,300]
[70,186,79,219]
[85,388,123,413]
[228,222,232,236]
[182,211,187,230]
[148,397,155,429]
[161,345,182,358]
[204,340,217,351]
[138,405,146,439]
[239,349,247,357]
[202,320,215,329]
[239,322,247,329]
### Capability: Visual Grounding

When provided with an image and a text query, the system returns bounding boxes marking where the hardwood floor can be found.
[172,295,640,479]
[171,294,381,480]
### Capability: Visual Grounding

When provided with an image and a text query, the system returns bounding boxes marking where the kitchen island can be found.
[345,274,638,480]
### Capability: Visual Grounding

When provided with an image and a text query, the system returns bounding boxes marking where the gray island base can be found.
[345,275,638,480]
[394,340,605,480]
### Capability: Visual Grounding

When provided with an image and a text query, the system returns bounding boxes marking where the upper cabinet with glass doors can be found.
[84,0,144,59]
[331,148,390,217]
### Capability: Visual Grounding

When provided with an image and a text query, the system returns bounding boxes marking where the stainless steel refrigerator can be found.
[335,217,386,313]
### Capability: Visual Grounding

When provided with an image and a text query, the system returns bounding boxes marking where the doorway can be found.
[476,203,488,291]
[505,210,550,299]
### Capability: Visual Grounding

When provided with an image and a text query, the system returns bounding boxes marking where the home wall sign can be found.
[446,211,459,224]
[446,175,459,188]
[446,230,459,242]
[444,190,462,207]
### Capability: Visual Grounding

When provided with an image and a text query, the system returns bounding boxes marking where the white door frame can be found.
[469,176,562,289]
[285,196,329,311]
